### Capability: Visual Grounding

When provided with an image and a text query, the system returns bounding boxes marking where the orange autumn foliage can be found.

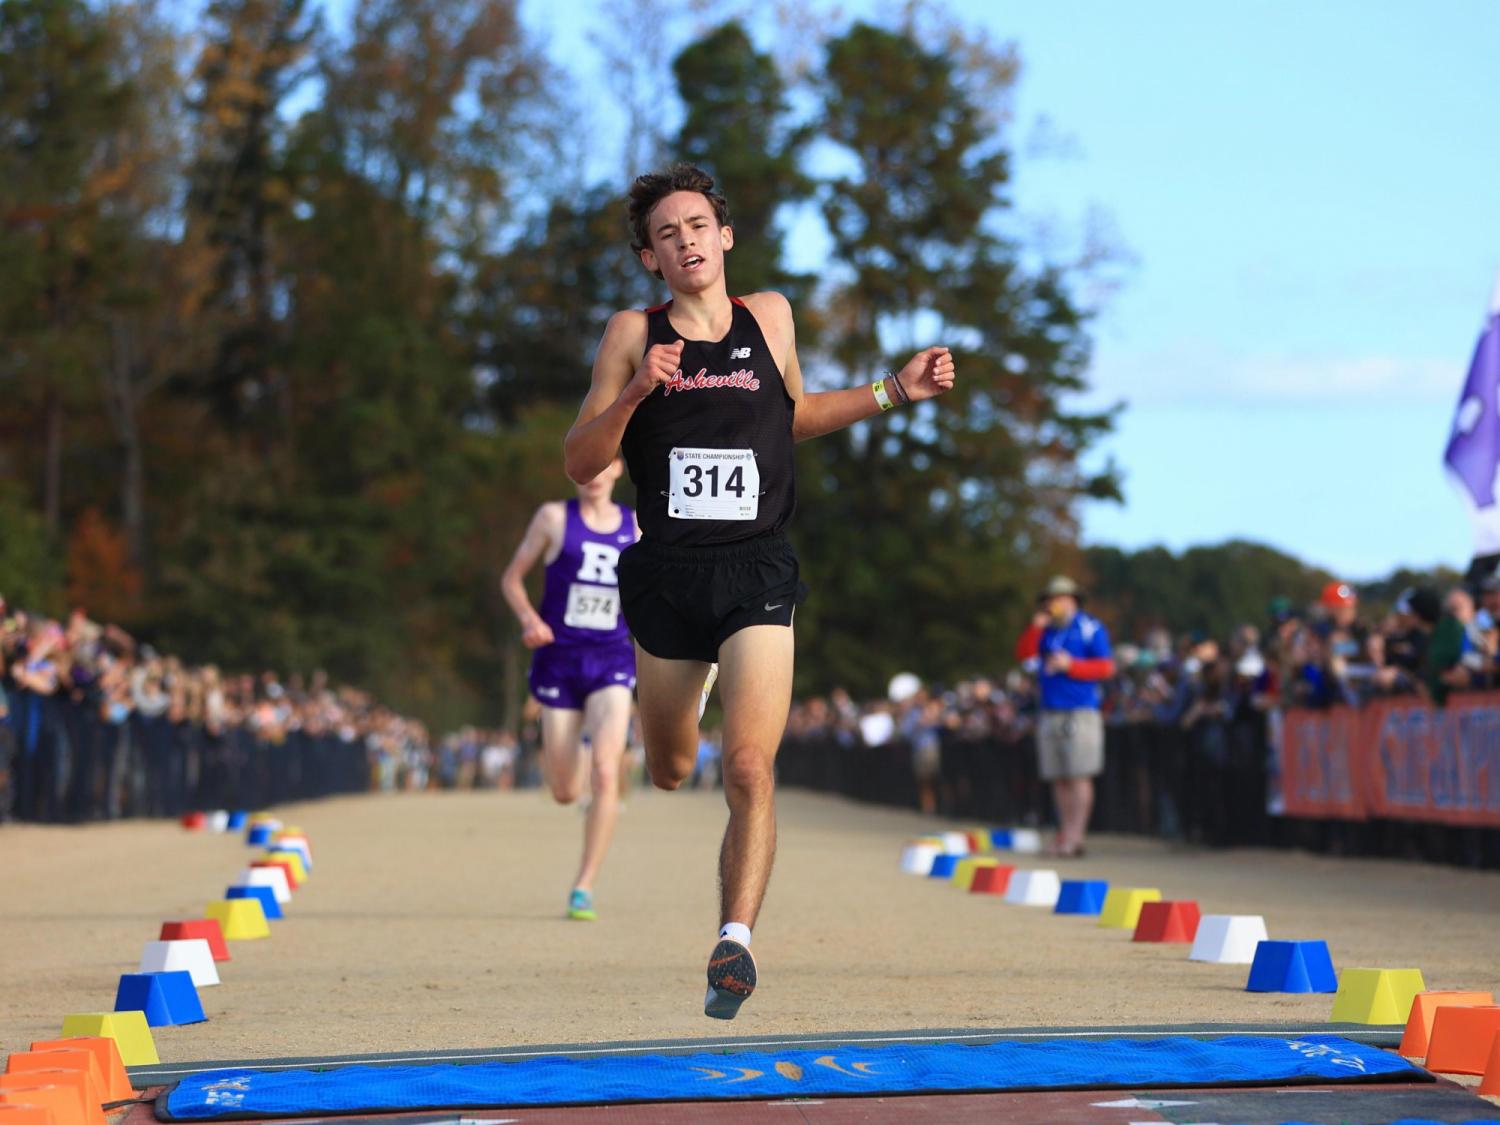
[65,509,144,625]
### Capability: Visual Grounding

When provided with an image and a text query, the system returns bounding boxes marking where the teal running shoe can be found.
[568,888,596,921]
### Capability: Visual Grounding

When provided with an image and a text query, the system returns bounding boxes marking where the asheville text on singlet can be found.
[620,298,796,547]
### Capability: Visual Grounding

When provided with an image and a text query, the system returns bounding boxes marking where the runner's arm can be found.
[564,311,681,484]
[793,347,957,441]
[752,294,956,442]
[501,504,563,648]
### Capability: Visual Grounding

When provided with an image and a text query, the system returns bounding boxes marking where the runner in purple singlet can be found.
[501,457,638,920]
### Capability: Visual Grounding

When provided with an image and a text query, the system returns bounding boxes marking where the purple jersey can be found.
[537,499,637,647]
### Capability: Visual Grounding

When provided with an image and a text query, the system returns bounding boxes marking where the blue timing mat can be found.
[158,1035,1425,1117]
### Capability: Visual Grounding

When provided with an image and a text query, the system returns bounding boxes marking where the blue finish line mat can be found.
[157,1035,1428,1117]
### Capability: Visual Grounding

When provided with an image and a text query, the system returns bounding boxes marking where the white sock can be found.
[719,922,751,947]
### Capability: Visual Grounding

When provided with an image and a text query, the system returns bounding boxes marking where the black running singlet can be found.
[620,298,796,547]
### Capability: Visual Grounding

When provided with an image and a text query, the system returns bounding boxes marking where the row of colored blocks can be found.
[49,815,311,1069]
[910,847,1422,1009]
[180,810,248,833]
[0,812,310,1125]
[107,819,314,1031]
[182,809,315,864]
[903,830,1042,864]
[899,831,1499,1080]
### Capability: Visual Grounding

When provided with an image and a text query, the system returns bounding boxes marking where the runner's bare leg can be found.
[715,624,794,928]
[572,685,632,890]
[540,708,586,803]
[635,647,714,790]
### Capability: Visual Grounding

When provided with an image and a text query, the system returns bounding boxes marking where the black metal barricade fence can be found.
[1,689,370,824]
[777,715,1500,870]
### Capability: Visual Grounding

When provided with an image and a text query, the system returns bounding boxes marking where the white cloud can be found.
[1081,340,1462,407]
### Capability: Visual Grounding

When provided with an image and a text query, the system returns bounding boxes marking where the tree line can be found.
[1,0,1123,728]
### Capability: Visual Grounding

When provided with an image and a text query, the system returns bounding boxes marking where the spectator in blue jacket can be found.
[1015,576,1115,856]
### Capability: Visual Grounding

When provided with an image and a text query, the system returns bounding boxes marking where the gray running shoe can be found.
[703,937,756,1020]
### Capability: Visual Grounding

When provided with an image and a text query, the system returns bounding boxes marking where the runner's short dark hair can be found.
[627,163,731,260]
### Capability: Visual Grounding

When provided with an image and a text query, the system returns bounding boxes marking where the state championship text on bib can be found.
[668,447,759,521]
[563,583,621,630]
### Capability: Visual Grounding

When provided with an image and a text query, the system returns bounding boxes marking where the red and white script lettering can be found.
[661,367,761,396]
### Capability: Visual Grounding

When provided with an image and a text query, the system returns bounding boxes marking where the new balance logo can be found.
[730,347,752,360]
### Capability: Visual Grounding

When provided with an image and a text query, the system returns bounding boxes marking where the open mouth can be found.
[680,255,705,272]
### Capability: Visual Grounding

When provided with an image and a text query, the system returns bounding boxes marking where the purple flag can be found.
[1444,275,1500,555]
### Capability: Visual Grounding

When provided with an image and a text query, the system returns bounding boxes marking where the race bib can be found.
[564,583,620,630]
[668,447,760,521]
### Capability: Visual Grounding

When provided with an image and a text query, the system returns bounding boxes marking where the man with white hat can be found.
[1015,576,1115,857]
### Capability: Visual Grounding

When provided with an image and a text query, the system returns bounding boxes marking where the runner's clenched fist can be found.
[625,339,685,404]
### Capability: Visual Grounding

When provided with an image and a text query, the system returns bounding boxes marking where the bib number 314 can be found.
[668,447,759,521]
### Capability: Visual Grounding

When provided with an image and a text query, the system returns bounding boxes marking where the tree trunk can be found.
[121,398,147,571]
[43,390,62,536]
[105,317,149,572]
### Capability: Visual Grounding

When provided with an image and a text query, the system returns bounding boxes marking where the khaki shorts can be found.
[911,739,941,782]
[1037,709,1104,780]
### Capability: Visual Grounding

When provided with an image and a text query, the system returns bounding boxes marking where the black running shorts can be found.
[618,532,808,663]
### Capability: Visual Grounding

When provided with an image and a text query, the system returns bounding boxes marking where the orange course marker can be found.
[0,1104,61,1125]
[1397,990,1494,1058]
[3,1056,104,1108]
[26,1041,132,1104]
[1479,1032,1500,1096]
[1425,1005,1500,1075]
[0,1078,103,1125]
[0,1088,78,1125]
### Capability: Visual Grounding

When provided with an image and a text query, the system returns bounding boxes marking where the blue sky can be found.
[425,0,1500,579]
[976,1,1500,579]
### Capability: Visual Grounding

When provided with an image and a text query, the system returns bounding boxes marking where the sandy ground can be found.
[2,787,1497,1065]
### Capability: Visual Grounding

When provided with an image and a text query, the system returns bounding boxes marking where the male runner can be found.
[564,162,956,1019]
[501,457,638,921]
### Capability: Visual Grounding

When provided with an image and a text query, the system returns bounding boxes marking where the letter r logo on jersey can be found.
[577,542,621,584]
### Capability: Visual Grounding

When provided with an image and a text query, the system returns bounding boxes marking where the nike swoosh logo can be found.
[764,602,784,611]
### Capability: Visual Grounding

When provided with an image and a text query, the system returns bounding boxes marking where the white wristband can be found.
[872,378,894,412]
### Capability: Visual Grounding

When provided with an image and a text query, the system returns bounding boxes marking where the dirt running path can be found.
[2,788,1496,1062]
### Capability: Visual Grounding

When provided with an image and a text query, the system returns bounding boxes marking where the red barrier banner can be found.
[1363,694,1500,827]
[1279,707,1368,820]
[1279,694,1500,827]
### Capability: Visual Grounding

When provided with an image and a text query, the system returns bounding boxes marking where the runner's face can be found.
[641,191,732,293]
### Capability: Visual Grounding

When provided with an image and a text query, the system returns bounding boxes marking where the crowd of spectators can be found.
[432,726,526,791]
[784,578,1500,750]
[10,572,1494,825]
[0,596,431,823]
